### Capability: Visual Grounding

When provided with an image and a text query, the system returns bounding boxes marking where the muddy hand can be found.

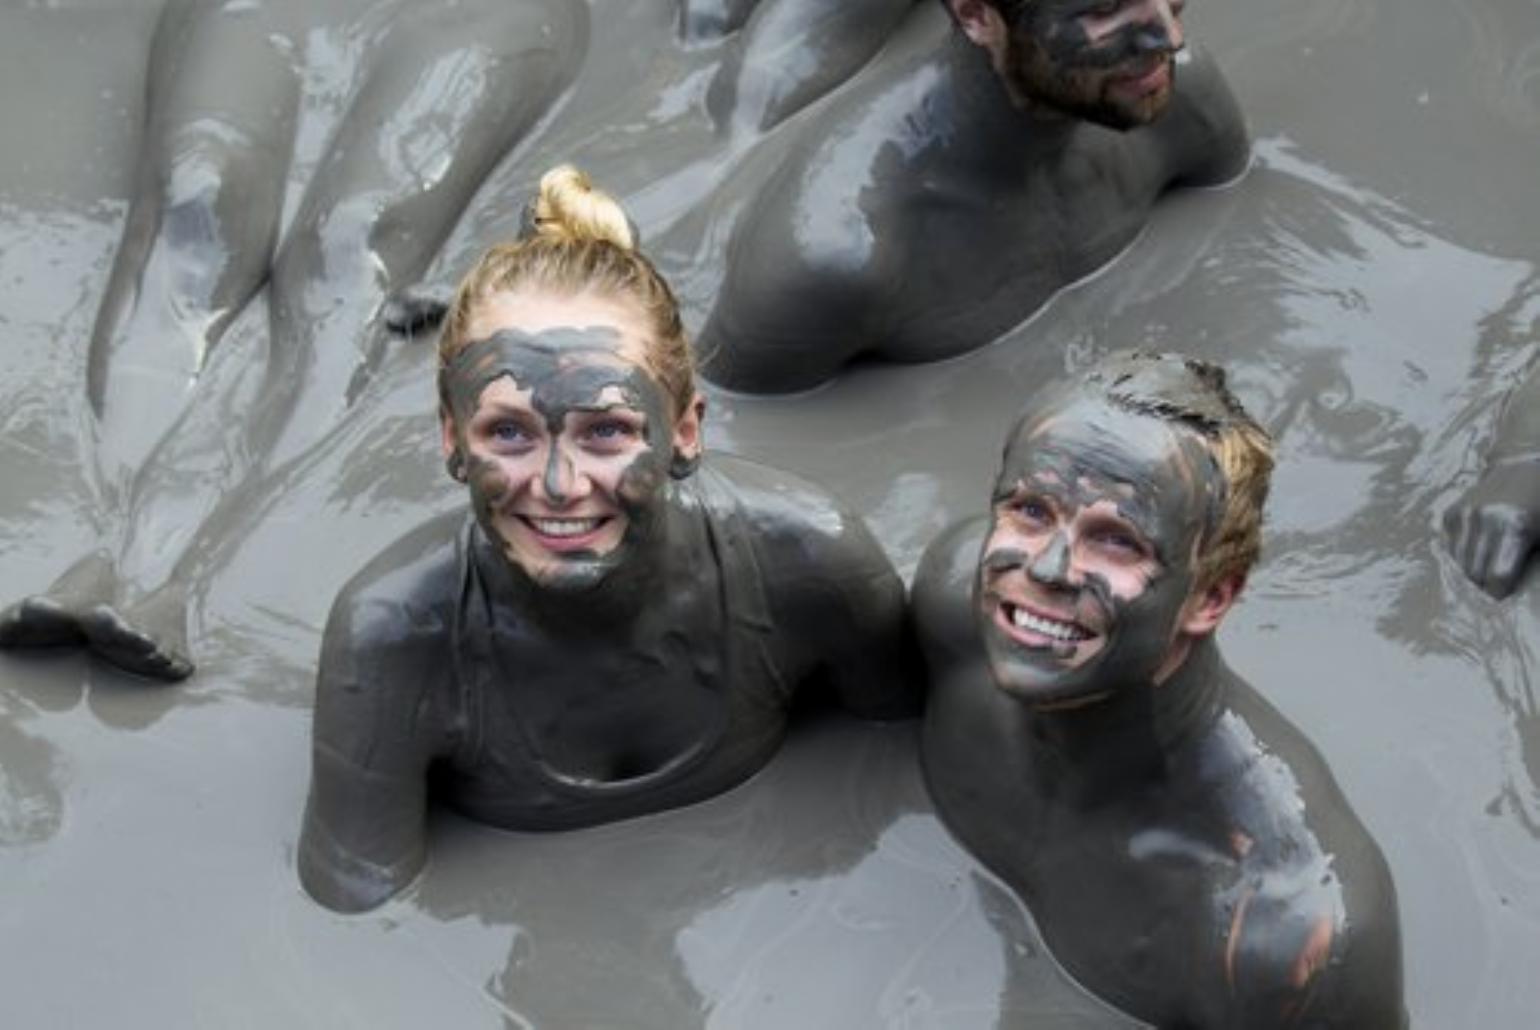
[1443,460,1540,599]
[381,286,452,338]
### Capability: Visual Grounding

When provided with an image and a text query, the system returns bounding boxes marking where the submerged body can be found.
[0,0,588,679]
[916,518,1403,1027]
[914,352,1404,1026]
[692,1,1248,392]
[300,167,919,913]
[302,455,915,912]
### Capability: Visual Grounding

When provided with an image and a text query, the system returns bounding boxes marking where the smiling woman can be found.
[297,166,922,914]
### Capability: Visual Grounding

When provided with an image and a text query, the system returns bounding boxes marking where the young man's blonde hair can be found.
[1092,350,1275,591]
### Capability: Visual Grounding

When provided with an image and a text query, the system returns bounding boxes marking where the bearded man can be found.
[689,0,1248,392]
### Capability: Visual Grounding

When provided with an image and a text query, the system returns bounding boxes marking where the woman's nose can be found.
[535,443,592,504]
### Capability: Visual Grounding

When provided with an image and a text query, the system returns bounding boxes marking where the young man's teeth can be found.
[531,517,603,537]
[1011,606,1086,642]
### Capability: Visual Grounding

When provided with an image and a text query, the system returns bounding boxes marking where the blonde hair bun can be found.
[528,164,635,250]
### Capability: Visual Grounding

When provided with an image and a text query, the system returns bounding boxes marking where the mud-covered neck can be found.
[1022,636,1229,806]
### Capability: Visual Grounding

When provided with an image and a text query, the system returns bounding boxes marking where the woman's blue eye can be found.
[491,422,527,442]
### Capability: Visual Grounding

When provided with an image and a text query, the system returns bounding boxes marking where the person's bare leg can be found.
[90,0,301,486]
[94,0,587,679]
[0,0,300,679]
[259,0,587,468]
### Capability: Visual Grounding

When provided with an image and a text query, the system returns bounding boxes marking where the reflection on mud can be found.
[413,718,1136,1029]
[0,693,63,847]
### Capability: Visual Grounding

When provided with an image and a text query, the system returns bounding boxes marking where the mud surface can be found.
[3,1,1539,1026]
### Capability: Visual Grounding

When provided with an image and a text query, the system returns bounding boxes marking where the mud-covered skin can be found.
[981,397,1221,706]
[704,0,920,135]
[0,0,587,682]
[1444,358,1540,599]
[441,326,677,595]
[689,2,1247,393]
[915,409,1405,1025]
[299,453,920,913]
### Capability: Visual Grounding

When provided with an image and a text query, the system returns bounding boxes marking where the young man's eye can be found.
[588,421,633,439]
[1012,497,1053,524]
[1093,529,1148,557]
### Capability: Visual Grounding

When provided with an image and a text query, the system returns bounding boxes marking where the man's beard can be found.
[1002,36,1173,131]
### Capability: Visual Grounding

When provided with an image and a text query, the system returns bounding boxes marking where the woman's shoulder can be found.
[690,453,867,548]
[325,509,467,646]
[689,454,901,606]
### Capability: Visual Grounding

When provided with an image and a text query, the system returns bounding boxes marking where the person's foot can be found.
[79,581,194,682]
[0,551,114,649]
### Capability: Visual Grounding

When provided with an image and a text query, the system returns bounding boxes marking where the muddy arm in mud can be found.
[297,520,462,913]
[1443,356,1540,598]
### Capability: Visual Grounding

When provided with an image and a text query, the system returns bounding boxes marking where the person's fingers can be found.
[1453,507,1484,580]
[1468,511,1498,590]
[1444,503,1470,565]
[1485,521,1533,600]
[1442,499,1463,536]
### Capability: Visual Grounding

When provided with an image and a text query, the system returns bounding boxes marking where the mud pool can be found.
[2,1,1539,1026]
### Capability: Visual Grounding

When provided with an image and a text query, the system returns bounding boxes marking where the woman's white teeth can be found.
[530,517,603,537]
[1011,605,1088,642]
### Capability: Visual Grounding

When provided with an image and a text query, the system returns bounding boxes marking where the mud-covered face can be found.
[976,393,1220,708]
[441,303,689,592]
[1002,0,1187,129]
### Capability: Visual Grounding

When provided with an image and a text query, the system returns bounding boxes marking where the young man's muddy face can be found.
[1000,0,1187,130]
[440,301,696,592]
[976,394,1220,708]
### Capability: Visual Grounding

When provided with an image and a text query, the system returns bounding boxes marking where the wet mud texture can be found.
[3,0,1540,1027]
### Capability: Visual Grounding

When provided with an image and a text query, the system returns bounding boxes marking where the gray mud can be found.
[3,1,1539,1026]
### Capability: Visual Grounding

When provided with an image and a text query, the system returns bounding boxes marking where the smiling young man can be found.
[685,0,1248,392]
[913,352,1405,1027]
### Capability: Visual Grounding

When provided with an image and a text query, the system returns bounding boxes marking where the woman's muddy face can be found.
[976,397,1217,708]
[441,293,698,592]
[1001,0,1187,130]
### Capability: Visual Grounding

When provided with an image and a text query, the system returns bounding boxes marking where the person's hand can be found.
[382,287,451,338]
[1443,460,1540,599]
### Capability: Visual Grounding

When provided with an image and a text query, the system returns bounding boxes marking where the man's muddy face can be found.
[1002,0,1187,130]
[441,298,689,592]
[976,396,1218,708]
